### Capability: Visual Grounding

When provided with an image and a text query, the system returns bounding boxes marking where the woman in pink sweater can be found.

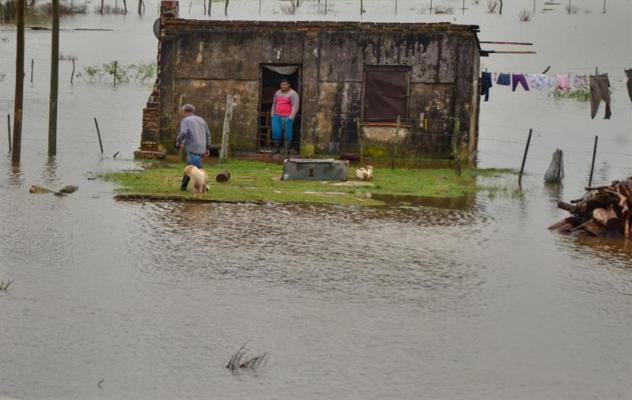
[271,79,299,156]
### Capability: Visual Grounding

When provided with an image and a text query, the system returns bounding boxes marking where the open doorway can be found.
[258,64,302,153]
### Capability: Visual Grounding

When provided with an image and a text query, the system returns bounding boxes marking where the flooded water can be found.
[1,1,632,399]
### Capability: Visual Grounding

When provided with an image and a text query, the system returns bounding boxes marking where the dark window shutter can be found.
[364,68,409,122]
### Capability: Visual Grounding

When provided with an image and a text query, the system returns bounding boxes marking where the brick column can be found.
[136,0,179,159]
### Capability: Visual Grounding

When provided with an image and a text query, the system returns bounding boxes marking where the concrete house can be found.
[137,1,482,161]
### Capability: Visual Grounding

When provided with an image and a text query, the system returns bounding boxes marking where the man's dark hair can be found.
[280,79,290,85]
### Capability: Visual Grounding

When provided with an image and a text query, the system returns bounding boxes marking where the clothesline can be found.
[481,69,632,119]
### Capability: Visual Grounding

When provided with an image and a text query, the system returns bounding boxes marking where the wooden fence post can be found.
[6,114,11,153]
[451,119,461,176]
[219,94,234,163]
[12,0,25,163]
[588,135,598,187]
[48,0,59,156]
[113,60,118,87]
[391,116,400,170]
[518,128,533,186]
[70,57,75,84]
[94,118,104,154]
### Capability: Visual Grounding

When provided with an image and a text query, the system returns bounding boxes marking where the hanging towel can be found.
[625,68,632,103]
[481,71,493,101]
[512,74,530,92]
[590,74,611,120]
[556,75,571,91]
[497,73,511,86]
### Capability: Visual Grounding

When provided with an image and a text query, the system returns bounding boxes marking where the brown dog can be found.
[184,165,209,199]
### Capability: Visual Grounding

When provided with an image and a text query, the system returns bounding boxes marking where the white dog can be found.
[184,165,209,199]
[354,165,374,181]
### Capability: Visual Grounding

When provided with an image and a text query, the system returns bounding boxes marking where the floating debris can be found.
[57,185,79,194]
[30,184,78,196]
[29,185,53,194]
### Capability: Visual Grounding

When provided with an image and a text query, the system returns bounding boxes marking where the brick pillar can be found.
[136,0,179,158]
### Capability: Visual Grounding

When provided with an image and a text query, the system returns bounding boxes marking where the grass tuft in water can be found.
[0,279,14,291]
[225,343,268,372]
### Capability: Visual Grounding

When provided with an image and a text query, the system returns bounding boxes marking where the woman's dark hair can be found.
[280,79,290,85]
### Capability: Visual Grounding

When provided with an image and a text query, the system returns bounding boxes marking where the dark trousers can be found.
[590,74,611,119]
[481,72,493,101]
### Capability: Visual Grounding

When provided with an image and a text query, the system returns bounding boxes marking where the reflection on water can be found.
[7,160,22,186]
[369,193,476,209]
[41,156,58,185]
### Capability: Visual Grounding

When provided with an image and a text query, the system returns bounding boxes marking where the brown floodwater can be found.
[1,1,632,399]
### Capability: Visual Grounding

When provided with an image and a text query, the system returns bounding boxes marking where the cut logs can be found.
[549,177,632,238]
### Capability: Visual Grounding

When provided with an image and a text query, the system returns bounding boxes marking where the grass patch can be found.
[104,159,510,207]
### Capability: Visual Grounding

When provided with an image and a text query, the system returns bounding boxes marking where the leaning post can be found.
[219,94,234,163]
[7,114,11,153]
[588,135,598,187]
[518,128,533,187]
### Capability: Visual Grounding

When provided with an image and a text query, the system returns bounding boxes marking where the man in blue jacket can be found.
[176,104,211,191]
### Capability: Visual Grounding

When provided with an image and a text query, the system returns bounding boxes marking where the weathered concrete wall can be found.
[148,20,481,158]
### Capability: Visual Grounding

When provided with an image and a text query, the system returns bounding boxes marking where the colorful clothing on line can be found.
[526,74,556,89]
[481,71,493,101]
[590,74,611,120]
[496,73,511,86]
[512,74,530,92]
[573,75,589,90]
[556,74,571,91]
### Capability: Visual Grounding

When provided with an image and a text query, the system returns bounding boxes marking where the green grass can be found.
[104,159,511,206]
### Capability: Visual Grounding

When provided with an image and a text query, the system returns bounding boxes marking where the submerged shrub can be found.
[550,87,594,102]
[487,0,498,13]
[76,61,157,84]
[434,4,454,14]
[519,9,532,21]
[40,1,87,15]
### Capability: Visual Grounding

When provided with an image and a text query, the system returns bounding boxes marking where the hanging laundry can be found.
[556,75,571,91]
[573,75,589,89]
[525,74,556,90]
[625,68,632,103]
[496,73,511,86]
[512,74,530,92]
[590,74,611,119]
[481,71,493,101]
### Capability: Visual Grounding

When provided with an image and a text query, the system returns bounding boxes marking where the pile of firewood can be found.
[549,178,632,238]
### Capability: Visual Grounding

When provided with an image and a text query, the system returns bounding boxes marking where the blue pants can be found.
[186,152,203,168]
[272,115,293,143]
